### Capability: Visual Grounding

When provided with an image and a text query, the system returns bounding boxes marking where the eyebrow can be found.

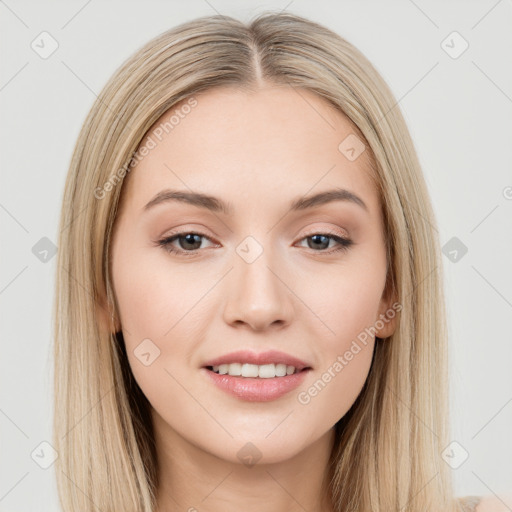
[143,187,369,215]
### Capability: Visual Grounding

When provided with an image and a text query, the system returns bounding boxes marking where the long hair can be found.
[53,11,459,511]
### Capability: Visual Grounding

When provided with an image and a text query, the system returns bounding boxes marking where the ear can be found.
[375,284,400,340]
[96,285,121,335]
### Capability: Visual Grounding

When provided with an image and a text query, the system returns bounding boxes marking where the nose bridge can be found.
[222,233,293,330]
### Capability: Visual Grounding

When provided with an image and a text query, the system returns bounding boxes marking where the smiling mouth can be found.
[205,363,311,378]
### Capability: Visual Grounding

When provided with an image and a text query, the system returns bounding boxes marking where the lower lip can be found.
[201,367,311,402]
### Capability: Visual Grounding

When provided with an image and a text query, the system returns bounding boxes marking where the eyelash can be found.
[156,230,353,257]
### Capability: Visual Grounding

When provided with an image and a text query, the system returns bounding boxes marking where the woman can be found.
[53,11,497,512]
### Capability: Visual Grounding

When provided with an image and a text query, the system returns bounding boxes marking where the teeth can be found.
[211,363,298,378]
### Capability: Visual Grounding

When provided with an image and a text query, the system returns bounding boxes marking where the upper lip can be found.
[202,350,312,372]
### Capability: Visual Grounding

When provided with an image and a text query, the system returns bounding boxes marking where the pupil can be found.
[309,234,329,250]
[182,234,201,250]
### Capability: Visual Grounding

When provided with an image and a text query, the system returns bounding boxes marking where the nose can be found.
[222,247,294,332]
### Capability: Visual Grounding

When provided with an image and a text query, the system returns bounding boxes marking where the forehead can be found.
[120,85,379,217]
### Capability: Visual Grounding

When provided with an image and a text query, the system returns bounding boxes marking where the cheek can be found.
[296,336,375,432]
[296,285,378,427]
[297,256,386,344]
[111,246,215,401]
[112,243,206,340]
[292,261,384,421]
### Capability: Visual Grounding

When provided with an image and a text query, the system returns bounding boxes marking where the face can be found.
[107,85,397,466]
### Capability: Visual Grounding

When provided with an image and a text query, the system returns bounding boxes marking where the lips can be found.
[201,367,311,402]
[202,349,312,372]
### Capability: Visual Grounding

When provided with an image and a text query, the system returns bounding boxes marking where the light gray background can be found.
[1,1,511,510]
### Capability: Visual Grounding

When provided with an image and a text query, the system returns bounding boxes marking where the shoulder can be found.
[475,494,512,512]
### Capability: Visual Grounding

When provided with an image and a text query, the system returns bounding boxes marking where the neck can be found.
[152,411,336,512]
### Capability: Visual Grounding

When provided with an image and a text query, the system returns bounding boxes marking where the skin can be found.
[476,495,512,512]
[103,84,398,512]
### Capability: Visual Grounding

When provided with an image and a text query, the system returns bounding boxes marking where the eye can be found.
[157,231,217,257]
[296,232,353,254]
[157,229,353,257]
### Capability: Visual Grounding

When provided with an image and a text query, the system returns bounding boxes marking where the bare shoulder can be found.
[476,494,512,512]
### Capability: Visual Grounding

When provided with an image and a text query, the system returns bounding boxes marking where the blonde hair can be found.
[53,11,460,511]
